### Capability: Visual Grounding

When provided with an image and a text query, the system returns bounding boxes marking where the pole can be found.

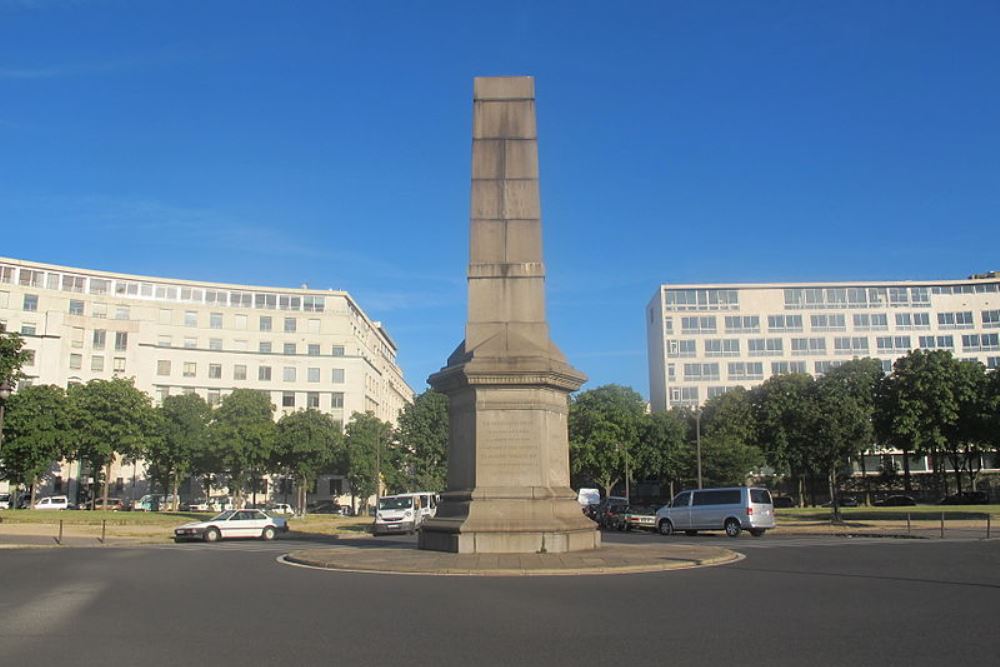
[57,519,63,545]
[907,513,911,536]
[624,443,630,502]
[940,512,945,539]
[696,408,703,490]
[987,514,991,540]
[0,401,6,455]
[100,519,106,544]
[375,428,382,511]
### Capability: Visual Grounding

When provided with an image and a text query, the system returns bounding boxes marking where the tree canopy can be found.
[390,390,449,493]
[274,408,344,511]
[0,384,71,494]
[209,389,276,504]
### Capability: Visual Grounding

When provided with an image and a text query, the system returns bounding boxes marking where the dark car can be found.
[822,497,859,508]
[597,502,629,531]
[939,491,990,505]
[876,495,917,507]
[92,498,124,511]
[771,496,796,509]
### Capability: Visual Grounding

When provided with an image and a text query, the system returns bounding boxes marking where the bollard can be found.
[100,519,106,544]
[940,512,945,539]
[57,519,63,545]
[988,514,992,540]
[907,513,911,536]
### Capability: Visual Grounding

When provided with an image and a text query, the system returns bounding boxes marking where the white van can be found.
[373,492,438,535]
[655,487,775,537]
[33,495,71,510]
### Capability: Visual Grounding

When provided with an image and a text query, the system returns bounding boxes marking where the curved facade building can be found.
[0,256,414,506]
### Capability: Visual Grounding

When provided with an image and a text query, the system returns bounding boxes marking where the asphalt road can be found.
[1,532,997,667]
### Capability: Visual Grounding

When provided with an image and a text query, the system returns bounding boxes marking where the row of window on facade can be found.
[1,264,326,312]
[156,337,346,357]
[667,311,999,336]
[663,283,1000,313]
[667,333,1000,358]
[153,385,345,410]
[155,360,346,384]
[44,473,347,498]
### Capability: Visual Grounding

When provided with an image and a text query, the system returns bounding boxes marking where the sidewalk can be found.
[283,542,741,576]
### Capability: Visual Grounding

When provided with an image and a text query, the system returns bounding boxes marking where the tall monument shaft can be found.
[419,77,600,554]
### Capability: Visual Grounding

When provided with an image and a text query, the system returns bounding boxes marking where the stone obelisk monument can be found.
[418,77,600,554]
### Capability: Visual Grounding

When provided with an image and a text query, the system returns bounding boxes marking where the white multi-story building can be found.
[0,257,414,506]
[647,273,1000,412]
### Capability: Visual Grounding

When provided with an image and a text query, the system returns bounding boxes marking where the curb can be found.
[278,548,744,577]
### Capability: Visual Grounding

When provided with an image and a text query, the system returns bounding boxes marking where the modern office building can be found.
[0,256,414,506]
[647,273,1000,413]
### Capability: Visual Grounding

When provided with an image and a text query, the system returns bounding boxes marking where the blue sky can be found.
[2,1,998,398]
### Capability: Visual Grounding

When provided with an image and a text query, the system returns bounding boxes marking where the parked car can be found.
[173,509,288,543]
[587,496,627,524]
[772,496,796,509]
[623,505,657,532]
[822,497,859,508]
[33,495,72,510]
[268,503,294,515]
[308,500,351,515]
[597,500,630,531]
[0,493,11,510]
[655,487,776,537]
[938,491,990,505]
[576,488,600,507]
[208,496,235,511]
[875,495,917,507]
[182,499,211,511]
[92,497,124,511]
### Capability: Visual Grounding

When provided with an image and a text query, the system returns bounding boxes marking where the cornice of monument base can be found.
[428,357,586,395]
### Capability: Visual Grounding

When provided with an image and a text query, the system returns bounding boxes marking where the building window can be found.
[814,360,844,376]
[114,332,128,351]
[283,343,296,355]
[331,368,345,384]
[91,303,107,318]
[259,341,272,354]
[683,363,720,381]
[666,340,697,358]
[259,366,272,381]
[919,335,954,350]
[209,364,222,379]
[184,311,197,327]
[210,312,223,329]
[183,362,196,377]
[282,391,296,408]
[209,338,223,351]
[69,300,84,315]
[833,337,869,355]
[71,327,84,348]
[69,353,82,370]
[113,357,125,372]
[668,386,699,405]
[876,336,912,353]
[115,306,129,320]
[791,337,826,355]
[207,390,221,407]
[680,316,717,334]
[810,314,846,332]
[283,367,296,382]
[23,294,38,311]
[938,312,974,329]
[234,314,248,330]
[331,392,344,408]
[184,337,197,349]
[284,317,297,333]
[771,361,806,375]
[724,316,759,333]
[748,338,783,356]
[234,365,247,381]
[91,355,104,371]
[308,344,320,356]
[157,360,171,376]
[157,335,171,347]
[23,350,35,367]
[332,346,345,357]
[308,367,320,383]
[728,362,764,381]
[767,314,803,332]
[260,316,272,332]
[307,392,320,408]
[962,333,1000,352]
[20,323,36,336]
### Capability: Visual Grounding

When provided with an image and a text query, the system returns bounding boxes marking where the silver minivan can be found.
[655,487,775,537]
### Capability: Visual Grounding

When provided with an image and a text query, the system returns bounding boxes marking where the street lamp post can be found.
[695,407,703,490]
[0,380,12,455]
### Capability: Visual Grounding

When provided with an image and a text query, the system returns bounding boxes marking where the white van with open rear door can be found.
[373,492,438,535]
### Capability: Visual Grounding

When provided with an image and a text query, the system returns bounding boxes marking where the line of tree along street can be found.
[569,351,1000,511]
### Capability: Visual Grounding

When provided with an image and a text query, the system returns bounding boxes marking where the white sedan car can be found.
[174,509,288,543]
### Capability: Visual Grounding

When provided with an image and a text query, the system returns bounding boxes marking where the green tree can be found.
[877,350,983,495]
[0,329,30,388]
[209,389,276,507]
[0,384,71,504]
[274,409,344,512]
[811,358,884,516]
[344,411,393,512]
[637,409,689,496]
[751,373,818,505]
[152,394,212,510]
[692,387,763,487]
[392,390,448,493]
[69,378,158,509]
[569,385,646,499]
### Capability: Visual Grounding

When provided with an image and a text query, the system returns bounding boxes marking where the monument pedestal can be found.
[419,76,599,554]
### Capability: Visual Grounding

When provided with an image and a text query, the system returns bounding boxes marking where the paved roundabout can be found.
[281,541,741,576]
